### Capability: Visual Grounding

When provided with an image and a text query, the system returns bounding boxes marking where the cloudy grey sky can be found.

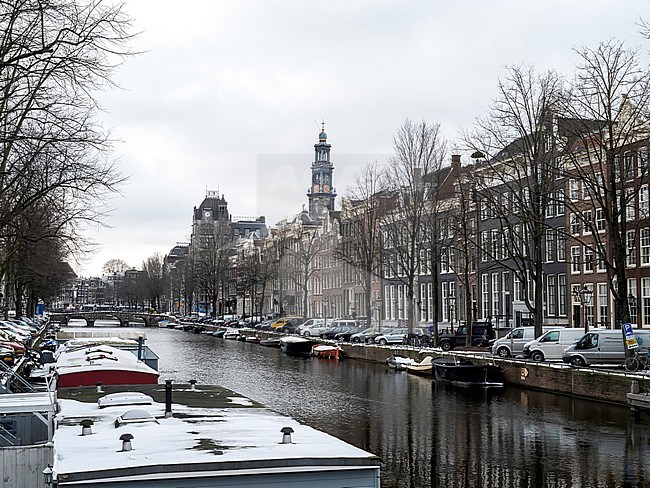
[80,0,649,277]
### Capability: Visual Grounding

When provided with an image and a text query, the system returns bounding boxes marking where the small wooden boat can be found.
[386,355,417,371]
[279,336,314,356]
[433,357,504,387]
[212,330,225,338]
[245,336,261,344]
[311,344,342,359]
[405,356,433,376]
[259,338,281,348]
[223,329,240,340]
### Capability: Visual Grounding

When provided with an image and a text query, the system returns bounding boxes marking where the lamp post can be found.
[573,285,594,334]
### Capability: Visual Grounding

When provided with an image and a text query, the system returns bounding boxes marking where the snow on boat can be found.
[405,356,434,376]
[311,344,342,359]
[259,338,281,348]
[386,355,417,371]
[223,328,240,340]
[279,336,314,356]
[245,335,261,344]
[55,345,159,388]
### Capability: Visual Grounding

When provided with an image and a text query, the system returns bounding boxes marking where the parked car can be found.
[320,325,358,340]
[334,327,363,342]
[438,322,495,351]
[280,317,306,334]
[524,328,598,362]
[491,326,566,358]
[297,319,325,336]
[350,327,391,344]
[0,345,14,366]
[374,328,409,346]
[561,329,650,367]
[254,319,275,330]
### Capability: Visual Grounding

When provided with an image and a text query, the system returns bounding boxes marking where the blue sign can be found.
[623,323,638,349]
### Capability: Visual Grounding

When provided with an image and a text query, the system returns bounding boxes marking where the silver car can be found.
[374,328,408,346]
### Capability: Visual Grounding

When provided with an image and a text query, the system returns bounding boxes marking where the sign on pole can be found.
[623,323,638,350]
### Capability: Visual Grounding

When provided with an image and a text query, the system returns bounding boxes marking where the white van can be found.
[298,318,326,337]
[523,328,596,362]
[491,326,566,358]
[562,329,650,367]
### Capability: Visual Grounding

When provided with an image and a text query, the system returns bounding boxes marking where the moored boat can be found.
[405,356,433,376]
[212,329,226,338]
[245,335,261,344]
[55,344,159,388]
[279,336,314,356]
[311,344,342,359]
[386,355,417,371]
[223,328,240,340]
[259,338,281,348]
[433,357,504,387]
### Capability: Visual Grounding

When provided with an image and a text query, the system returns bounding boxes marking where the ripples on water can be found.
[89,324,650,487]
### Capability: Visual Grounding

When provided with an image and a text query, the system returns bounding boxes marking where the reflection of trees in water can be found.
[139,327,650,488]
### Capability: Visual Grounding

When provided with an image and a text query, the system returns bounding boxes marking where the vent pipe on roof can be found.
[120,433,134,452]
[80,419,94,436]
[281,426,294,444]
[95,381,103,393]
[189,379,197,391]
[165,379,173,417]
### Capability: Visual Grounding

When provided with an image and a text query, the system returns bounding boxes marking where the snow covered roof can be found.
[53,384,378,484]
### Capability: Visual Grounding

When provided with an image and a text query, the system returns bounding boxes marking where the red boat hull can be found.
[57,370,159,388]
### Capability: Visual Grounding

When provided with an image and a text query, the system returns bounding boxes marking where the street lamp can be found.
[43,464,55,486]
[448,295,456,333]
[573,285,594,333]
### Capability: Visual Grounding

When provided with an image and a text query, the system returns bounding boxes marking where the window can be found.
[559,274,567,316]
[626,188,636,221]
[491,229,500,260]
[629,278,638,325]
[571,246,581,273]
[480,231,489,262]
[557,229,566,261]
[569,179,579,201]
[492,273,499,318]
[641,186,650,219]
[481,274,489,320]
[598,283,608,327]
[555,189,565,216]
[570,213,580,236]
[514,274,522,302]
[584,246,593,273]
[625,151,635,181]
[546,196,554,217]
[583,180,591,200]
[547,274,556,316]
[643,278,650,327]
[545,230,554,262]
[449,247,456,271]
[595,208,605,233]
[597,244,607,272]
[639,147,649,177]
[642,228,650,266]
[627,230,638,267]
[441,248,449,274]
[582,210,592,236]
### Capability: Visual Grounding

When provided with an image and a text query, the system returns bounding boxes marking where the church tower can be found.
[308,123,336,219]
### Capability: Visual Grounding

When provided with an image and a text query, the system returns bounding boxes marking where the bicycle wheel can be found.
[625,356,640,372]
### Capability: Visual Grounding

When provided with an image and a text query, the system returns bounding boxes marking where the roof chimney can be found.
[165,380,173,417]
[451,155,461,176]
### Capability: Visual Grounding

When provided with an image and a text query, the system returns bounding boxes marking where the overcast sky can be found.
[79,0,650,277]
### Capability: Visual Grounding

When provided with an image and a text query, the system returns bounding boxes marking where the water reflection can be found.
[89,325,650,487]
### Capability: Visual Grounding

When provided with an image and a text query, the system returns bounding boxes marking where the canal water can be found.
[94,325,650,487]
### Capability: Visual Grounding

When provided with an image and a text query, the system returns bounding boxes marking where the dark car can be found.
[321,326,357,340]
[334,327,363,342]
[438,322,495,351]
[281,317,306,334]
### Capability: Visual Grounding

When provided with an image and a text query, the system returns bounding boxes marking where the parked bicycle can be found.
[624,348,650,372]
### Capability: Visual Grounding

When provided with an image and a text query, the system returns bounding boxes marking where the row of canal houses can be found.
[179,108,650,332]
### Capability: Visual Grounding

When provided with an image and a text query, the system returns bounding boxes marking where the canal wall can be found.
[176,326,646,407]
[338,343,645,406]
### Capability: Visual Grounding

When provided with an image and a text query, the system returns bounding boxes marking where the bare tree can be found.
[382,120,447,332]
[103,259,130,275]
[142,253,165,312]
[463,67,565,338]
[0,0,133,293]
[560,40,650,329]
[336,162,387,328]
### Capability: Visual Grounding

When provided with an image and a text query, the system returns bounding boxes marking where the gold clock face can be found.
[323,184,330,193]
[313,184,320,193]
